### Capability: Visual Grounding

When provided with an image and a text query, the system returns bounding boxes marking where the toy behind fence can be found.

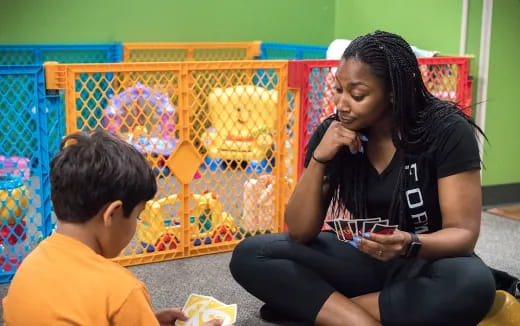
[202,85,278,161]
[136,191,238,251]
[104,82,181,176]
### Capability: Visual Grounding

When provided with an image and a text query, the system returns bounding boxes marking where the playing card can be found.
[354,218,381,234]
[338,220,355,240]
[201,304,237,325]
[370,223,398,235]
[362,221,381,234]
[325,220,344,240]
[325,220,336,231]
[334,219,345,240]
[324,220,335,231]
[176,294,236,326]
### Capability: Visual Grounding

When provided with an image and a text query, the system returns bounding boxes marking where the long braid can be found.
[328,31,484,229]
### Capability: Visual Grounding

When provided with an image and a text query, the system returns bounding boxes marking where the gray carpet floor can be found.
[0,212,518,325]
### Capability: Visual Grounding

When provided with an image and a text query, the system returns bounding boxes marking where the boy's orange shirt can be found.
[3,232,159,325]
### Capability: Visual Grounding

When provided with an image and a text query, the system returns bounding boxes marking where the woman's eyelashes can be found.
[351,94,364,102]
[334,85,366,102]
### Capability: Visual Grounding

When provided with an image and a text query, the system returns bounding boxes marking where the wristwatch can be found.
[404,232,422,258]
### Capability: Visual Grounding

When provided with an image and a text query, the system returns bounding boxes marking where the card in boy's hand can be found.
[176,293,237,326]
[370,223,398,235]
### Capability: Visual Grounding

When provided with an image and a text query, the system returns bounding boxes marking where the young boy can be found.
[3,131,222,326]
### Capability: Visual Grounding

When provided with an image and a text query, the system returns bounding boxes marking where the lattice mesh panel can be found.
[42,50,111,63]
[420,62,460,103]
[129,50,187,63]
[193,49,248,61]
[0,51,35,65]
[63,61,293,265]
[187,65,287,250]
[0,70,47,281]
[123,43,259,62]
[0,45,120,65]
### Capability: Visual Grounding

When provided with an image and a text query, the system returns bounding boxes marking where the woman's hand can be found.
[350,230,412,261]
[313,121,365,162]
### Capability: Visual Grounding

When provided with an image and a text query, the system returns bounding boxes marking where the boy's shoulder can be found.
[11,233,145,302]
[3,235,152,325]
[4,233,149,324]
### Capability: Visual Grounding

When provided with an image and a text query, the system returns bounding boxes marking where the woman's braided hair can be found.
[328,31,483,231]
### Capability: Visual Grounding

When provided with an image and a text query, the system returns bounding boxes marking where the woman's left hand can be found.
[350,230,412,261]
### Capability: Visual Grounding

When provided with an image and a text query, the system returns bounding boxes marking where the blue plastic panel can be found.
[0,66,53,282]
[259,42,327,60]
[0,43,122,65]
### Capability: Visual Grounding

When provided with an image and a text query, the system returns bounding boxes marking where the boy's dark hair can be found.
[50,131,157,222]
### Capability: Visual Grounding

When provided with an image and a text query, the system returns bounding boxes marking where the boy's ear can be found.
[102,200,123,227]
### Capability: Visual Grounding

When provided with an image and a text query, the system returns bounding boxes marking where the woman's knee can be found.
[229,233,287,282]
[432,257,496,323]
[452,259,495,310]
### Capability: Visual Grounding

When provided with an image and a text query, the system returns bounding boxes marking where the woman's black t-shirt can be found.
[304,114,481,234]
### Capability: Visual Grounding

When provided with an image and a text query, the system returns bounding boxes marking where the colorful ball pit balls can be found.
[0,256,21,272]
[0,176,28,245]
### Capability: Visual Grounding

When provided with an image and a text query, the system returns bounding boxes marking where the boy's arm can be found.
[112,285,159,326]
[112,287,221,326]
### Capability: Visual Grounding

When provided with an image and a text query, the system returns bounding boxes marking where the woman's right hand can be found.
[312,121,364,162]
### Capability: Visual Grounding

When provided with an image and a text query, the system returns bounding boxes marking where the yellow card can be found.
[176,294,237,326]
[200,304,237,325]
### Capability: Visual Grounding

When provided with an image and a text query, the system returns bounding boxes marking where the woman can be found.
[230,31,495,326]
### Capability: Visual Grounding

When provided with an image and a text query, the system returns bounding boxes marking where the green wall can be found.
[0,0,334,45]
[334,0,462,54]
[481,0,520,185]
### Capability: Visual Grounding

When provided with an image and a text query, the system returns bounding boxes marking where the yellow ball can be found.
[0,185,28,222]
[0,190,7,201]
[5,198,15,210]
[20,196,29,207]
[0,207,8,219]
[11,187,29,207]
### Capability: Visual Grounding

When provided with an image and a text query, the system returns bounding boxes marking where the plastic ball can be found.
[0,256,20,272]
[212,226,233,243]
[154,233,178,251]
[141,242,156,253]
[0,190,6,202]
[0,221,26,245]
[0,184,29,222]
